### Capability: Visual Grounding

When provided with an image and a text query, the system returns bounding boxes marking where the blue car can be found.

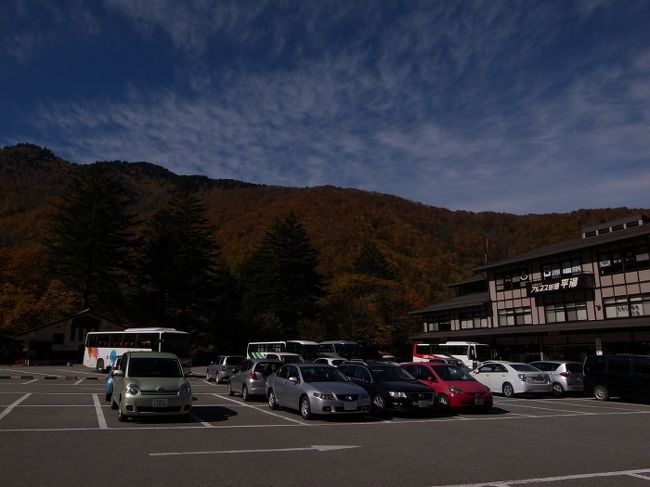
[104,356,122,401]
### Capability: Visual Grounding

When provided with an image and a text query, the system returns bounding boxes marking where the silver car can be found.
[529,361,584,396]
[266,363,371,419]
[228,359,282,401]
[206,355,246,383]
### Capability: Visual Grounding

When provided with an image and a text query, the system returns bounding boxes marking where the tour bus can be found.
[246,340,319,362]
[318,340,363,360]
[412,341,493,369]
[83,327,191,372]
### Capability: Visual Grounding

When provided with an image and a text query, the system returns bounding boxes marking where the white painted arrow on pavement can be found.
[150,445,359,457]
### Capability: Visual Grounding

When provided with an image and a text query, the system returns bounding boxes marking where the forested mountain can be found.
[0,143,644,354]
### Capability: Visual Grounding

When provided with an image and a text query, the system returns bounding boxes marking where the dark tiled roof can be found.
[447,274,487,288]
[410,292,490,314]
[476,223,650,272]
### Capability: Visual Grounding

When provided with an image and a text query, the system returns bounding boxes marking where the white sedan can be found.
[470,361,552,397]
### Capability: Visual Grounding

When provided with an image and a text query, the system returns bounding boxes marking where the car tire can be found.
[552,382,565,397]
[205,370,211,381]
[502,382,515,398]
[268,389,279,410]
[242,385,250,402]
[300,396,312,420]
[110,397,118,410]
[117,404,128,422]
[96,359,104,373]
[372,393,386,415]
[438,393,451,411]
[594,385,609,401]
[105,392,111,402]
[228,383,234,396]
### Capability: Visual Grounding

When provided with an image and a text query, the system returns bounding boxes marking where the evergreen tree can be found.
[354,241,396,280]
[241,213,323,338]
[46,164,135,312]
[137,187,232,336]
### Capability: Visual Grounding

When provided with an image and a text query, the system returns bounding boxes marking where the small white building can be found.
[13,308,125,364]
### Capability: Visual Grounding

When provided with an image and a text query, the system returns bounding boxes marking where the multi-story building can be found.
[411,215,650,362]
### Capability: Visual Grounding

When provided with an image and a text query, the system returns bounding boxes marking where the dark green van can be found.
[583,354,650,401]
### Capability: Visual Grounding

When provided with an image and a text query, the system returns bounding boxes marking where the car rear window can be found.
[511,364,541,372]
[566,363,583,374]
[225,356,245,365]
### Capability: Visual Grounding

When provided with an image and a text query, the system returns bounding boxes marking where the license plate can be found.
[417,400,432,408]
[152,399,168,408]
[343,402,357,411]
[474,397,484,405]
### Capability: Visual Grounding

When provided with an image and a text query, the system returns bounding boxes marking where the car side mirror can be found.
[428,376,437,382]
[288,376,300,383]
[113,370,124,377]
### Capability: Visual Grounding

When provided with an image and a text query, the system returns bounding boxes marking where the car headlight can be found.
[179,383,192,398]
[518,374,527,382]
[388,391,407,398]
[126,383,140,395]
[313,392,335,400]
[448,385,462,394]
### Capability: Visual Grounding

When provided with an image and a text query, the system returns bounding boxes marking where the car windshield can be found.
[369,366,414,381]
[255,362,281,376]
[300,367,347,382]
[511,363,541,372]
[129,357,182,378]
[432,365,473,381]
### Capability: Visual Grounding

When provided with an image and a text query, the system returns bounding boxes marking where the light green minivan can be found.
[111,351,192,421]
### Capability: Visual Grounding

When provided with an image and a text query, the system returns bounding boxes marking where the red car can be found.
[400,362,493,412]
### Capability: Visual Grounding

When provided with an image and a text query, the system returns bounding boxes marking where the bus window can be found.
[109,334,124,348]
[97,334,109,347]
[136,333,157,349]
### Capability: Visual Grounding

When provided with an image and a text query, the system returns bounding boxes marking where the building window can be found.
[541,256,582,281]
[425,312,451,332]
[459,309,490,329]
[498,307,532,326]
[598,240,650,275]
[495,268,529,291]
[544,302,588,323]
[604,294,650,318]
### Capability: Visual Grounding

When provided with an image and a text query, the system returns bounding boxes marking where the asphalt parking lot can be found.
[2,365,650,487]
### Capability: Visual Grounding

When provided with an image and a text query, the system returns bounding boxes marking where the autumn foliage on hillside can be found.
[0,143,644,354]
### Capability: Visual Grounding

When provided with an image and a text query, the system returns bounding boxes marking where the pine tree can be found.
[136,187,232,334]
[241,213,323,338]
[354,241,396,280]
[46,164,135,312]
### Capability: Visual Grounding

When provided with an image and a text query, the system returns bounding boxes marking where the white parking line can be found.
[428,467,650,486]
[0,368,63,377]
[0,393,31,422]
[21,379,39,385]
[73,379,85,385]
[212,393,309,426]
[93,394,108,429]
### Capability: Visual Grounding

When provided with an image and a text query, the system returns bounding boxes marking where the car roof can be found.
[126,351,178,359]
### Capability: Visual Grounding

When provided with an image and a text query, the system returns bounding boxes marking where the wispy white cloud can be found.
[4,1,650,214]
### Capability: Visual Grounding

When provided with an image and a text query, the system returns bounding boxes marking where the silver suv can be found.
[206,355,246,383]
[529,361,584,396]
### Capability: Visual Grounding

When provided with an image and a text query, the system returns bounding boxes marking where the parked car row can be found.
[104,350,650,423]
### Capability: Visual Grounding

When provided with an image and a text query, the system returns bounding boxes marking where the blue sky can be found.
[1,0,649,214]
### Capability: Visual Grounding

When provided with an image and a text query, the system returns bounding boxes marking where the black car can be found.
[339,362,436,415]
[583,354,650,401]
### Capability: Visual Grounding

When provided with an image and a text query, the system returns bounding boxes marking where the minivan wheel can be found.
[594,385,610,401]
[502,382,515,398]
[117,405,128,422]
[300,396,312,420]
[552,382,565,397]
[268,389,279,410]
[96,359,104,373]
[227,383,234,396]
[242,385,249,402]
